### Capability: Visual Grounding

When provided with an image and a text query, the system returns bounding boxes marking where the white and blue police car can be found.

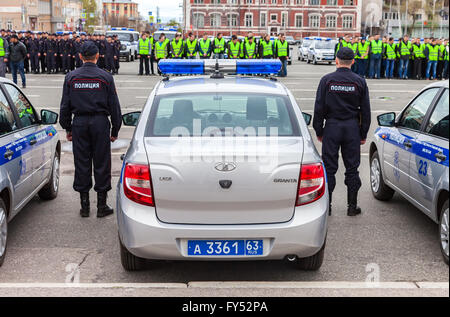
[117,59,329,271]
[306,37,336,65]
[0,77,61,267]
[370,81,449,264]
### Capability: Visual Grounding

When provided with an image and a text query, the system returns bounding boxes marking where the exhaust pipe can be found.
[286,255,298,262]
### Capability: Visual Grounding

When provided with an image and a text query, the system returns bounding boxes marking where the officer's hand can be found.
[317,136,323,143]
[66,132,72,142]
[110,136,117,143]
[361,139,366,145]
[3,58,7,63]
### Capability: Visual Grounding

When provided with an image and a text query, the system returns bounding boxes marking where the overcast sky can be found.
[136,0,183,23]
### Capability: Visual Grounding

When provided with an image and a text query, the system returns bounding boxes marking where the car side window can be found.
[4,84,38,128]
[0,88,18,136]
[425,89,449,139]
[398,88,440,131]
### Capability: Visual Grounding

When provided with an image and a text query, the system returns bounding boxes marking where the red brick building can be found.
[184,0,361,39]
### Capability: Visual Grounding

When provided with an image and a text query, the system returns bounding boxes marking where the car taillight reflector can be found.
[296,163,325,206]
[123,163,154,206]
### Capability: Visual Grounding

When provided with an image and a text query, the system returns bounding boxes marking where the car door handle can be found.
[4,150,14,159]
[29,139,37,145]
[435,152,447,161]
[403,141,413,148]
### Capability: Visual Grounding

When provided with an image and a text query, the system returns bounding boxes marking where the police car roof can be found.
[155,76,288,96]
[422,80,449,90]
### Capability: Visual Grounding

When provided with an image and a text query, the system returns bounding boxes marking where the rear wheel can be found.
[38,151,60,200]
[439,200,449,264]
[292,240,326,271]
[0,198,8,267]
[370,150,395,201]
[120,236,147,271]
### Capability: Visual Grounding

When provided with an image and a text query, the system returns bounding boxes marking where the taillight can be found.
[296,163,326,206]
[123,163,154,206]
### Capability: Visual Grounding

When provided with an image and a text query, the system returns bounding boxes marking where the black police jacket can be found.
[59,63,122,137]
[313,67,371,140]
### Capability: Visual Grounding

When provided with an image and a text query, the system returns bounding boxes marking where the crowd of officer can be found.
[136,31,290,77]
[335,34,449,80]
[0,30,122,77]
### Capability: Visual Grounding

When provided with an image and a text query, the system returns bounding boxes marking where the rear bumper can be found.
[116,185,329,261]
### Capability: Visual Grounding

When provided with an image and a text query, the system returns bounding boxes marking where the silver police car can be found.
[370,81,449,264]
[117,60,329,271]
[0,77,61,267]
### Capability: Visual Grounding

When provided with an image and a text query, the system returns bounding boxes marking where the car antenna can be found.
[210,58,224,79]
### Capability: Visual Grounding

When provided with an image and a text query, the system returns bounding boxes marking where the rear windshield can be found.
[146,93,300,137]
[302,40,312,47]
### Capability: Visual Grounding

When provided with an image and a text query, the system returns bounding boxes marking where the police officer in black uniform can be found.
[59,41,122,218]
[313,47,371,217]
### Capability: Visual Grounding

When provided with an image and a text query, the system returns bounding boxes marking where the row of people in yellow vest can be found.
[137,31,290,76]
[336,34,449,80]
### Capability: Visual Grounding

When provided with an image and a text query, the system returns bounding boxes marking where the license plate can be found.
[187,240,263,256]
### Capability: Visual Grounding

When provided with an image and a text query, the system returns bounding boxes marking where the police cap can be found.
[336,47,354,60]
[80,41,99,57]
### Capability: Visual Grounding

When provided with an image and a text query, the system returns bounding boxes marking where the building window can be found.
[246,0,253,3]
[194,0,204,3]
[281,12,288,27]
[228,14,238,27]
[261,0,266,3]
[211,0,221,3]
[309,0,319,5]
[342,15,354,29]
[260,12,267,27]
[327,0,337,5]
[344,0,354,5]
[228,0,237,3]
[326,15,337,28]
[245,13,253,27]
[309,14,320,28]
[7,21,13,30]
[271,0,277,4]
[295,14,303,28]
[193,13,205,28]
[210,14,221,27]
[271,14,277,22]
[282,0,289,4]
[295,0,303,4]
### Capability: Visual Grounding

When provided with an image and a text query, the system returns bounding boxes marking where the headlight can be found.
[121,44,127,50]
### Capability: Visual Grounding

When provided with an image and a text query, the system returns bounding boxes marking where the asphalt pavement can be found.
[0,56,448,297]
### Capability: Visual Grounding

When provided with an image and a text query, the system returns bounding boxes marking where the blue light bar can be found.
[111,28,117,30]
[158,59,205,75]
[236,60,282,75]
[129,28,135,31]
[121,27,127,30]
[158,60,282,76]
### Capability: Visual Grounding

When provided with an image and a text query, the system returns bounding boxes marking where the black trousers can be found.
[46,53,56,72]
[72,115,112,193]
[413,58,423,79]
[62,54,71,72]
[105,56,116,73]
[437,60,444,79]
[150,56,155,74]
[139,55,150,75]
[322,118,362,195]
[30,53,39,72]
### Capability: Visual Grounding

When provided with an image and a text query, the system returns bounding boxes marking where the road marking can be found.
[0,281,446,290]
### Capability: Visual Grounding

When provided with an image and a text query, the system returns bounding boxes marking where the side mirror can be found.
[122,112,141,127]
[302,112,312,126]
[41,109,58,125]
[377,112,396,127]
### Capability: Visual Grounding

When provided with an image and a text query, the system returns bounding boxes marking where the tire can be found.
[439,200,449,265]
[307,57,311,64]
[328,62,332,65]
[313,57,318,65]
[126,53,130,62]
[288,61,292,65]
[293,239,326,271]
[120,236,147,271]
[370,150,395,201]
[38,151,60,201]
[0,198,8,267]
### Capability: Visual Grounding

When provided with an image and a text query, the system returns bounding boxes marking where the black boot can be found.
[80,192,90,218]
[97,192,114,218]
[347,190,362,217]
